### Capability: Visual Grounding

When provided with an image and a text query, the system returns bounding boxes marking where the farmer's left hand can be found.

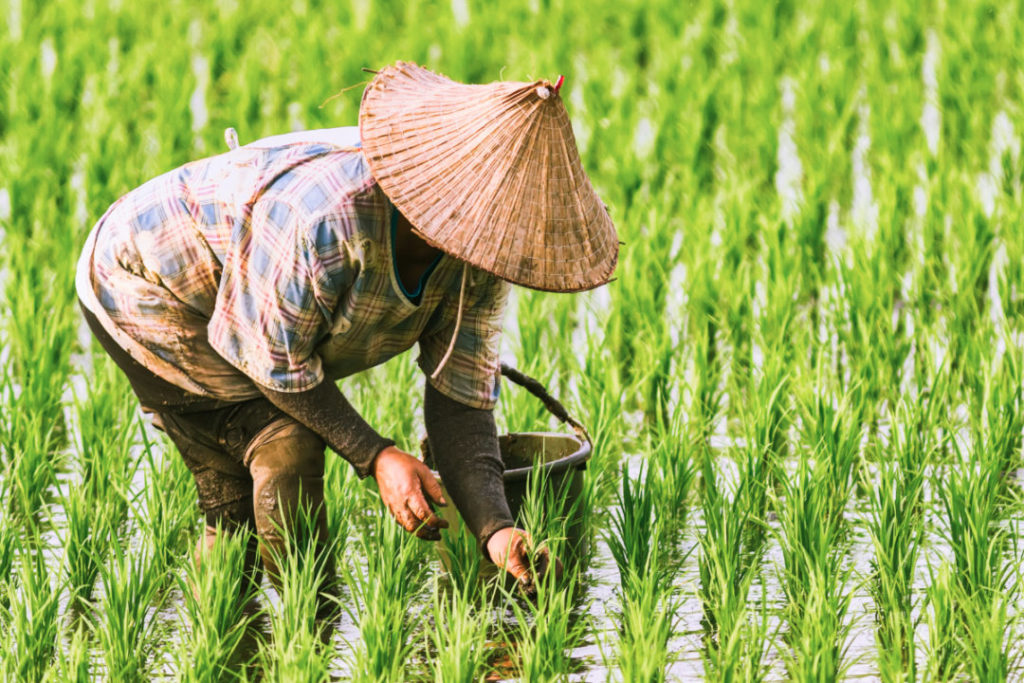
[487,527,563,596]
[372,445,450,540]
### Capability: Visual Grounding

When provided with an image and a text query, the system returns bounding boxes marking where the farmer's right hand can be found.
[372,445,449,541]
[487,527,563,597]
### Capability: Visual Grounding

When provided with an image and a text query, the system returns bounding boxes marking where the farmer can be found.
[75,62,618,594]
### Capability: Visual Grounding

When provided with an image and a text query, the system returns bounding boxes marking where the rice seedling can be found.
[344,509,428,682]
[516,451,589,570]
[174,525,258,683]
[322,452,364,561]
[136,428,198,576]
[253,492,345,681]
[423,579,493,683]
[647,402,698,534]
[60,480,113,610]
[504,567,590,682]
[607,461,683,682]
[2,549,62,682]
[697,453,770,681]
[606,465,657,592]
[863,392,939,681]
[923,562,959,682]
[72,358,139,525]
[614,568,679,683]
[44,623,91,683]
[94,538,165,681]
[437,515,485,594]
[773,454,855,681]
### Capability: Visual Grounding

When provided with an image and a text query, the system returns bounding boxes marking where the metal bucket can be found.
[425,364,593,570]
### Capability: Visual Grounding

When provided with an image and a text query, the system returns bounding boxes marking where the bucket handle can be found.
[500,363,593,450]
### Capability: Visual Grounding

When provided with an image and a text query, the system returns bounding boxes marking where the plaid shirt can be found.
[76,128,510,409]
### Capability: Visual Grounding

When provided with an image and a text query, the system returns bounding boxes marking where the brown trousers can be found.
[80,302,331,584]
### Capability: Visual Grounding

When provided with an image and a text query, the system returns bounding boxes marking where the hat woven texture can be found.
[359,62,618,293]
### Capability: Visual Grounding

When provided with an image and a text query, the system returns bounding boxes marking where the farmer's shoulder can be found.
[240,140,386,242]
[283,147,388,248]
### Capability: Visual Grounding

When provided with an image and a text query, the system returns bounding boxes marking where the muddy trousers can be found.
[79,301,333,591]
[155,406,333,588]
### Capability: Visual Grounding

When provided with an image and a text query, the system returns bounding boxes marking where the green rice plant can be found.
[344,510,428,682]
[257,502,339,682]
[615,568,679,683]
[72,357,139,527]
[647,400,697,534]
[94,538,165,681]
[504,566,590,682]
[516,452,587,569]
[863,396,936,681]
[937,459,1006,608]
[962,334,1023,483]
[60,480,113,610]
[795,379,862,514]
[929,440,1015,677]
[923,562,960,681]
[175,525,259,682]
[44,623,90,683]
[423,579,492,683]
[570,388,622,510]
[866,459,924,681]
[606,464,657,592]
[697,453,770,681]
[0,380,61,526]
[773,453,854,681]
[494,452,593,680]
[684,265,725,445]
[1,549,62,682]
[835,239,914,417]
[1,236,76,437]
[437,518,484,596]
[731,364,791,543]
[959,586,1017,683]
[137,427,198,576]
[323,452,363,560]
[0,516,15,614]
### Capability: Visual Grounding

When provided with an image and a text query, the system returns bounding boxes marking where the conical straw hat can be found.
[359,62,618,293]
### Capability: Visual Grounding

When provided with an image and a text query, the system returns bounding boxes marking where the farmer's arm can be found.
[256,380,450,541]
[424,382,552,586]
[422,380,513,552]
[417,271,549,581]
[254,379,393,478]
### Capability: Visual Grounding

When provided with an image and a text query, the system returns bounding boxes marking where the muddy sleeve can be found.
[424,380,514,559]
[256,380,394,479]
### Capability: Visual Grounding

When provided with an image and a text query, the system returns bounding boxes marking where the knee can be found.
[247,420,326,517]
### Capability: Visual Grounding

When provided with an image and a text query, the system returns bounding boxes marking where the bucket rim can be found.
[500,431,592,480]
[430,431,592,482]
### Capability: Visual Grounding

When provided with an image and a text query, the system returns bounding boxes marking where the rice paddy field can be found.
[2,0,1024,680]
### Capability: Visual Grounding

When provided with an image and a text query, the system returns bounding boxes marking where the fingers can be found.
[375,449,449,541]
[496,532,564,597]
[388,488,448,541]
[407,494,449,533]
[418,468,447,507]
[503,541,531,584]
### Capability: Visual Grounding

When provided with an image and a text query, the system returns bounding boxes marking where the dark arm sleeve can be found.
[256,380,394,479]
[424,380,514,558]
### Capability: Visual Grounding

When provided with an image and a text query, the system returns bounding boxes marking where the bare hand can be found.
[372,446,449,540]
[486,527,563,597]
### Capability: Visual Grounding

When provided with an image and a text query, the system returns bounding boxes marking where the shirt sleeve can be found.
[208,203,357,392]
[418,267,511,410]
